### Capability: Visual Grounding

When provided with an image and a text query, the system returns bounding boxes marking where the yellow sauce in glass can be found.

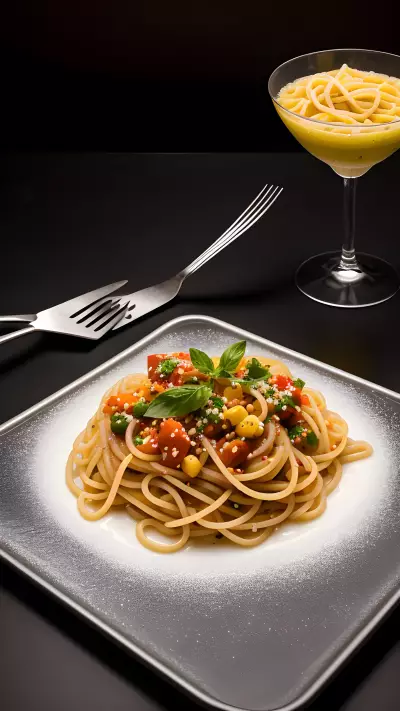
[276,65,400,177]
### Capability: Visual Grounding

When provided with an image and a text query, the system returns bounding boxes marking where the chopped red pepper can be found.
[158,419,191,468]
[274,375,293,390]
[215,437,249,467]
[147,354,167,382]
[136,428,161,454]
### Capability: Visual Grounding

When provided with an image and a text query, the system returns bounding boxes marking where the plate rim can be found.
[1,313,400,711]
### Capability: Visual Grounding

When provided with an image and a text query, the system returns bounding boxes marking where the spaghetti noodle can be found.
[67,343,372,553]
[277,64,400,125]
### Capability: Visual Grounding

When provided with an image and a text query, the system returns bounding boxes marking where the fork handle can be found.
[0,326,36,347]
[0,314,37,323]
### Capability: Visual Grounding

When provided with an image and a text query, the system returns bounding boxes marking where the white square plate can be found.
[1,315,399,711]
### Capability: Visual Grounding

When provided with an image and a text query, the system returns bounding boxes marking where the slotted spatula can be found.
[0,280,128,347]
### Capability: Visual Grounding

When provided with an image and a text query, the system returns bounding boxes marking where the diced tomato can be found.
[136,428,161,454]
[274,375,293,391]
[170,361,193,386]
[301,394,310,406]
[215,437,249,467]
[292,387,302,406]
[103,392,138,414]
[147,354,167,381]
[103,385,151,415]
[158,418,191,468]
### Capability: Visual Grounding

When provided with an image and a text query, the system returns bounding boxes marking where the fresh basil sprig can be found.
[145,384,212,418]
[189,341,246,380]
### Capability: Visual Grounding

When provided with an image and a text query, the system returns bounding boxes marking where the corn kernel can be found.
[235,414,263,439]
[223,405,248,426]
[223,384,243,402]
[181,455,202,478]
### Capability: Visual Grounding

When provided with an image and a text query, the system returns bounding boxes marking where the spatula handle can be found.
[0,326,36,346]
[0,315,37,323]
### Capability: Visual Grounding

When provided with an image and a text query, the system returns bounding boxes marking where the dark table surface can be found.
[1,152,399,711]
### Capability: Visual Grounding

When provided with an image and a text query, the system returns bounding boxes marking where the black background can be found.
[1,1,398,150]
[1,4,400,711]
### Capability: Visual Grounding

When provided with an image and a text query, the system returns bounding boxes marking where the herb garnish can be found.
[306,430,318,447]
[288,424,306,441]
[145,383,212,418]
[189,341,246,380]
[293,378,305,389]
[157,357,179,377]
[275,394,297,411]
[245,357,271,381]
[147,341,271,419]
[210,396,224,409]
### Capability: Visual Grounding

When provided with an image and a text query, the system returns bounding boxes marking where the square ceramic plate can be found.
[1,315,400,711]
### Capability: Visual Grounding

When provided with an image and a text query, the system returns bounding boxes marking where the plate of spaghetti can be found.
[67,340,372,554]
[2,315,399,711]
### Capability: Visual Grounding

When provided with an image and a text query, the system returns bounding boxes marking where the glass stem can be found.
[340,177,359,269]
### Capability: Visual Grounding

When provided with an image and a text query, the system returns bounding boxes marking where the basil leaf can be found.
[218,341,246,375]
[189,348,215,375]
[145,384,213,418]
[246,357,270,380]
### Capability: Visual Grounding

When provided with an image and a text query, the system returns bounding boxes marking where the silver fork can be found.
[112,182,283,330]
[0,280,129,347]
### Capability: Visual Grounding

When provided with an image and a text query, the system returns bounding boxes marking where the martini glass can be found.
[268,49,400,307]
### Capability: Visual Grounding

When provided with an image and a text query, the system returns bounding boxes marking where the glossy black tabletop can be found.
[1,152,399,711]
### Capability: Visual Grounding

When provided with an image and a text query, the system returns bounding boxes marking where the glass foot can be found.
[296,251,399,307]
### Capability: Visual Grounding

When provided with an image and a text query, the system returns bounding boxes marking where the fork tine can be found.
[200,187,282,266]
[93,302,129,333]
[184,186,282,275]
[182,186,276,273]
[194,184,274,264]
[217,182,273,239]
